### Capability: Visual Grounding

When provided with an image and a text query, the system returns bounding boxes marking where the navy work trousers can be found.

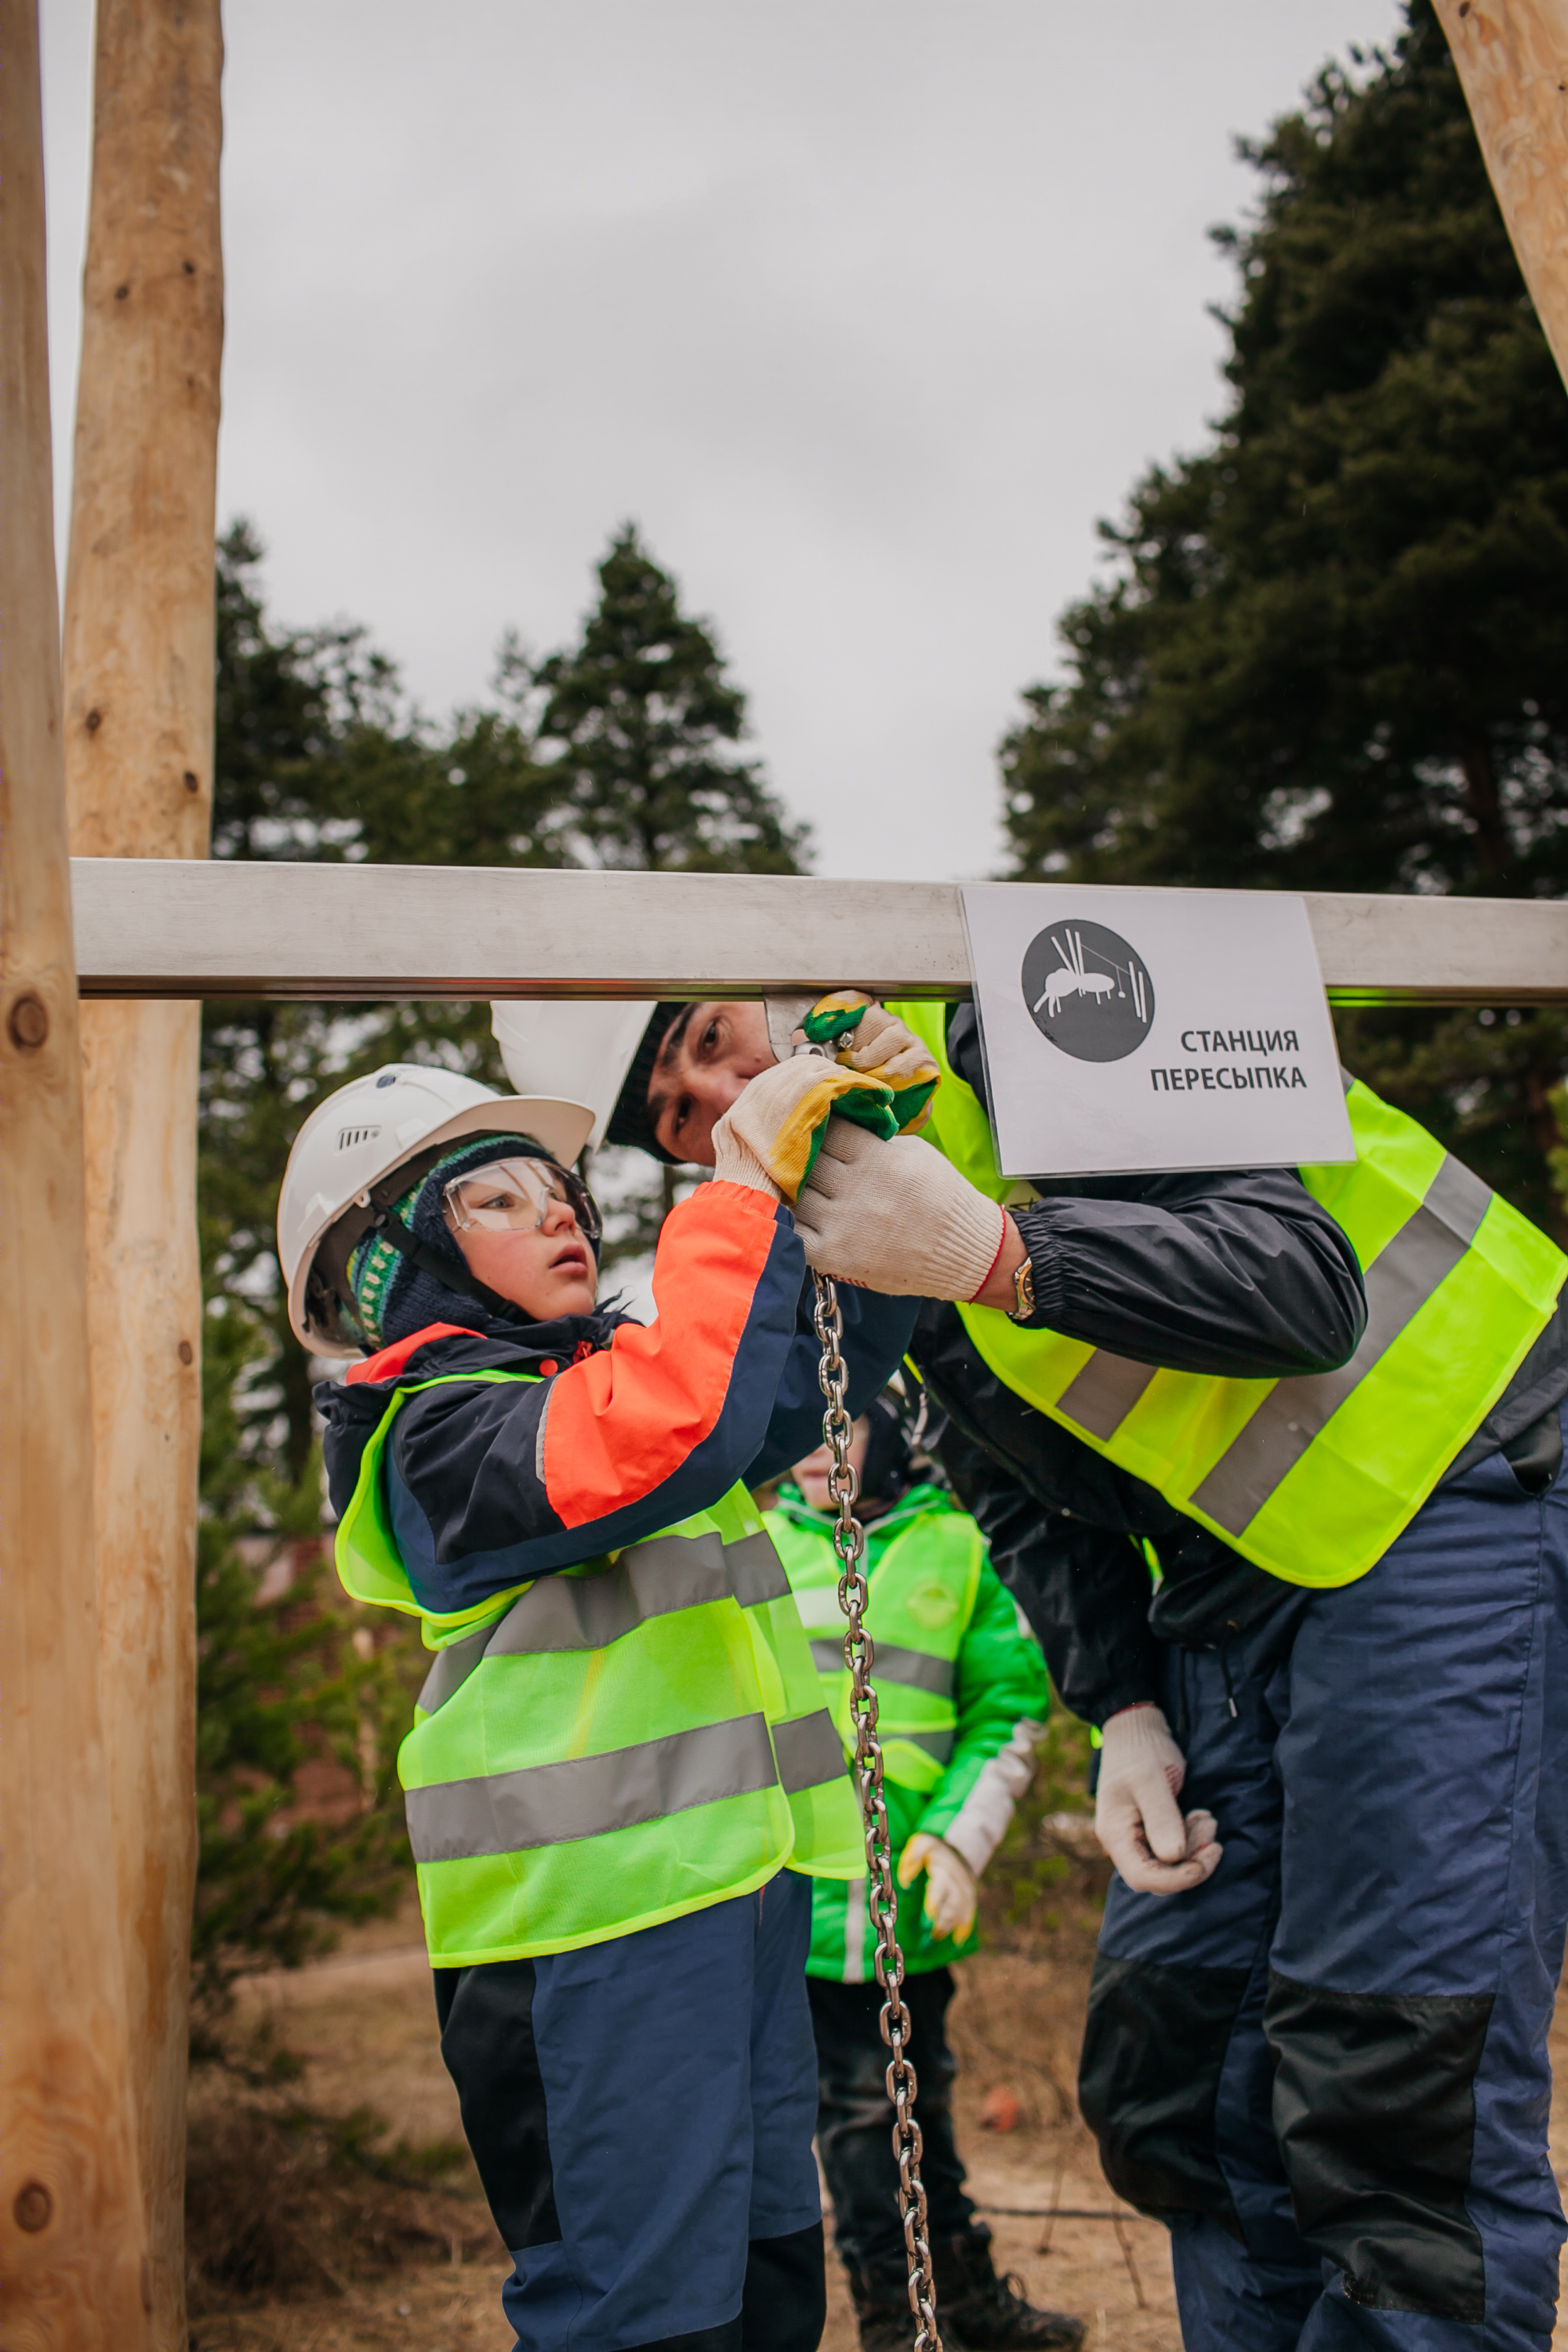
[1079,1426,1568,2350]
[435,1871,826,2352]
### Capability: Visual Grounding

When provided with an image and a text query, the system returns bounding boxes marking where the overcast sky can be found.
[40,1,1403,882]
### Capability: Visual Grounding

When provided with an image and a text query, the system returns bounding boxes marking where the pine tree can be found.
[198,532,535,1997]
[202,529,560,1486]
[191,1300,414,2041]
[998,1,1568,1232]
[535,524,811,874]
[212,519,399,863]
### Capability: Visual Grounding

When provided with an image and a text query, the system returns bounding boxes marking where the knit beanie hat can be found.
[348,1135,558,1351]
[604,1003,688,1163]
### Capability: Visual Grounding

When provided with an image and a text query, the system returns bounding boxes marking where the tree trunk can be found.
[1458,739,1515,884]
[1436,0,1568,392]
[61,5,223,2344]
[0,3,152,2341]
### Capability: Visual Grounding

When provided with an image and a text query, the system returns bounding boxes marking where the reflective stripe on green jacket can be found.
[890,1001,1567,1589]
[766,1483,1048,1979]
[337,1370,863,1967]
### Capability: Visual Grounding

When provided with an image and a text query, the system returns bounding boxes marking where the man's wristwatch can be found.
[1009,1254,1035,1323]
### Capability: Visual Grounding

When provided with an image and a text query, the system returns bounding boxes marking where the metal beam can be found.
[67,855,1568,1005]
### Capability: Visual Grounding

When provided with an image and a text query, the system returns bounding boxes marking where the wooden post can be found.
[61,5,223,2343]
[0,2,153,2343]
[1435,0,1568,390]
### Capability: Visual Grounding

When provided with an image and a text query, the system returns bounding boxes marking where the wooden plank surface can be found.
[68,856,1568,1004]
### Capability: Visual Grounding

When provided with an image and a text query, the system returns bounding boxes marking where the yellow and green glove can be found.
[800,992,940,1134]
[713,1055,898,1203]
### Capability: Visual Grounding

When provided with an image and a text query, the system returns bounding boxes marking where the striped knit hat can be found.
[347,1137,546,1350]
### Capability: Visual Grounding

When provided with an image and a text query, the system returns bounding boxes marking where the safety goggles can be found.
[441,1156,602,1247]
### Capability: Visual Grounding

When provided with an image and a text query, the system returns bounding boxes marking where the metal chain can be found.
[813,1269,942,2352]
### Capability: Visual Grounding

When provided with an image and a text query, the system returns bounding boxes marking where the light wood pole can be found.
[60,5,223,2343]
[1436,0,1568,389]
[0,1,153,2343]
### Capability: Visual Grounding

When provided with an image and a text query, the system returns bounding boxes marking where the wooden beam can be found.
[61,6,223,2343]
[64,857,1568,1005]
[0,3,152,2343]
[1436,0,1568,390]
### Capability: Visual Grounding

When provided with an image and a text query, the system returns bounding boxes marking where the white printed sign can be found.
[958,884,1354,1178]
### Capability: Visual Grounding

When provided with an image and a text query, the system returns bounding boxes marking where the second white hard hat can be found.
[278,1062,595,1356]
[491,1000,659,1151]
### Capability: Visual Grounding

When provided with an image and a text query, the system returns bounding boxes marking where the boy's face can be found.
[647,1001,774,1166]
[445,1178,598,1323]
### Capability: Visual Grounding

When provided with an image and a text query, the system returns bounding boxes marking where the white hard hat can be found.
[278,1062,596,1356]
[491,1000,659,1151]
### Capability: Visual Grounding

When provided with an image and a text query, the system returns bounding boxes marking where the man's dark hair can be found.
[604,1002,689,1163]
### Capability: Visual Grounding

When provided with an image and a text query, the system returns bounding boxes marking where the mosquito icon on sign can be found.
[1021,920,1155,1063]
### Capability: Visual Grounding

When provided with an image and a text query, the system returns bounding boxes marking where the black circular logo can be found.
[1021,920,1155,1063]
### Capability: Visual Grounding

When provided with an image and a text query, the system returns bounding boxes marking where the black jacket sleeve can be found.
[1014,1171,1367,1377]
[946,1002,1366,1378]
[937,1415,1161,1727]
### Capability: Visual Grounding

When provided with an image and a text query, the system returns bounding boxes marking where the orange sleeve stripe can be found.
[540,1181,783,1530]
[346,1322,481,1386]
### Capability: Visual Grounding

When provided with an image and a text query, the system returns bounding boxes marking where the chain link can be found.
[813,1270,942,2352]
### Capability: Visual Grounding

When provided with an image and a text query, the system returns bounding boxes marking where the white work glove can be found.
[712,1057,894,1203]
[1095,1704,1221,1896]
[793,1119,1007,1300]
[898,1833,978,1943]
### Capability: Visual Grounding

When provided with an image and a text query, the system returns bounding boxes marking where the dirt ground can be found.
[192,1876,1568,2352]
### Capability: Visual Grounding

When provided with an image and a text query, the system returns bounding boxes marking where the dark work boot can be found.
[932,2230,1085,2352]
[847,2255,942,2352]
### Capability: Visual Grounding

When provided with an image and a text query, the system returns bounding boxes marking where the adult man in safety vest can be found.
[495,992,1568,2352]
[277,1056,918,2352]
[768,1389,1080,2352]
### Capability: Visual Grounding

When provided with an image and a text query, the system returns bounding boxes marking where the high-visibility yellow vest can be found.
[888,1001,1566,1589]
[336,1370,864,1966]
[767,1502,981,1795]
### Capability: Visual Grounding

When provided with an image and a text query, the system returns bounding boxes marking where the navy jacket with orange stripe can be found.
[318,1180,916,1617]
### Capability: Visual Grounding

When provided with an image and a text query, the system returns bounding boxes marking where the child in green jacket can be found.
[766,1393,1083,2352]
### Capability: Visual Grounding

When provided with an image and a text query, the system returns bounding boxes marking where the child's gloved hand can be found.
[801,993,939,1134]
[897,1833,978,1944]
[713,1056,896,1203]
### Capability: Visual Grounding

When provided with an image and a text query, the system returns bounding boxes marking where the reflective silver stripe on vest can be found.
[413,1531,788,1717]
[1189,1152,1493,1537]
[1055,1349,1156,1441]
[416,1624,494,1717]
[484,1533,735,1659]
[405,1712,778,1864]
[895,1728,955,1765]
[808,1638,956,1698]
[771,1708,850,1792]
[726,1530,793,1607]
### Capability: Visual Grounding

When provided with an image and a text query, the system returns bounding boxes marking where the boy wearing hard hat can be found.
[278,1055,915,2352]
[769,1392,1081,2352]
